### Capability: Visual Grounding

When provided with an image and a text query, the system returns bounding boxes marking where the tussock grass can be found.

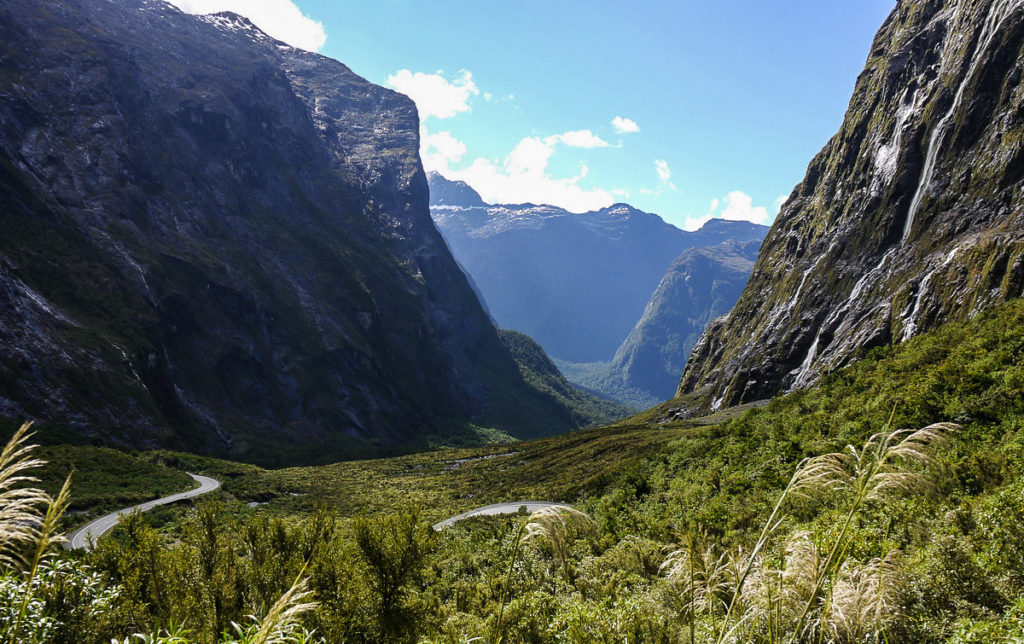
[523,505,596,579]
[825,549,904,642]
[657,421,957,644]
[0,422,51,568]
[493,505,596,643]
[0,425,320,644]
[0,423,75,642]
[242,573,317,644]
[9,299,1024,641]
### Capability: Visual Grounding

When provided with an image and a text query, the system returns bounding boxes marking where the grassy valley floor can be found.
[8,299,1024,641]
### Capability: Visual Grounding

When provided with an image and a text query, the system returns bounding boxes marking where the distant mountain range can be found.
[428,173,767,406]
[556,239,761,407]
[428,173,767,363]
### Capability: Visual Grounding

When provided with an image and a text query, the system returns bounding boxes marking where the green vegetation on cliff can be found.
[679,0,1024,410]
[494,330,634,429]
[0,0,614,466]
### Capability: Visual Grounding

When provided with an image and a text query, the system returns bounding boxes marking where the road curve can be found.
[66,473,221,551]
[432,501,567,531]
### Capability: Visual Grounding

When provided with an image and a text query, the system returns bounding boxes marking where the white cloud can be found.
[637,159,677,197]
[504,137,556,176]
[166,0,326,51]
[773,194,789,214]
[453,159,614,213]
[681,214,714,231]
[680,191,776,231]
[611,116,640,134]
[649,159,677,194]
[386,70,479,121]
[427,129,616,213]
[715,191,772,225]
[420,127,467,172]
[655,159,672,184]
[546,130,609,149]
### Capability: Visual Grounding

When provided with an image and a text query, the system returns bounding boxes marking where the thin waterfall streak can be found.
[903,0,1021,242]
[791,333,821,390]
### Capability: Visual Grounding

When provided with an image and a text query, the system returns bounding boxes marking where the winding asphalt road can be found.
[432,501,566,531]
[66,473,221,551]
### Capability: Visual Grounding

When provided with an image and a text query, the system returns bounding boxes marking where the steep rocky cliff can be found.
[0,0,596,464]
[610,240,761,402]
[429,172,768,363]
[679,0,1024,413]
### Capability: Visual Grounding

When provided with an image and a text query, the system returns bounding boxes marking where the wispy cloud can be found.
[654,159,675,187]
[545,130,609,149]
[167,0,327,51]
[611,116,640,134]
[774,194,789,214]
[640,159,678,197]
[386,69,479,121]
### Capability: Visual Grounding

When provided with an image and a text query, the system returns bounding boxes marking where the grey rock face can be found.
[426,172,486,209]
[0,0,584,463]
[428,173,768,363]
[680,0,1024,412]
[610,240,761,401]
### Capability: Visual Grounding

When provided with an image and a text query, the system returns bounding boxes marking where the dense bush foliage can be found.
[5,299,1024,641]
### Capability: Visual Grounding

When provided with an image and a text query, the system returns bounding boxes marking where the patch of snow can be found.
[198,13,276,46]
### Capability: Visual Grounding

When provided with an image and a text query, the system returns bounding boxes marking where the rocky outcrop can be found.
[429,172,768,363]
[610,240,761,402]
[0,0,594,464]
[679,0,1024,411]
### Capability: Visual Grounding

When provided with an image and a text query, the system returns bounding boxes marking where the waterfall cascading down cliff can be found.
[676,0,1024,416]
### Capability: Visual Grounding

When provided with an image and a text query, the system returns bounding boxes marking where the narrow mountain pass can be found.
[66,473,221,551]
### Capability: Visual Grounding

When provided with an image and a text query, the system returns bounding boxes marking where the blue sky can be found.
[169,0,896,230]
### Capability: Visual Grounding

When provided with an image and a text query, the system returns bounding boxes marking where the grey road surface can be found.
[432,501,567,531]
[66,473,221,550]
